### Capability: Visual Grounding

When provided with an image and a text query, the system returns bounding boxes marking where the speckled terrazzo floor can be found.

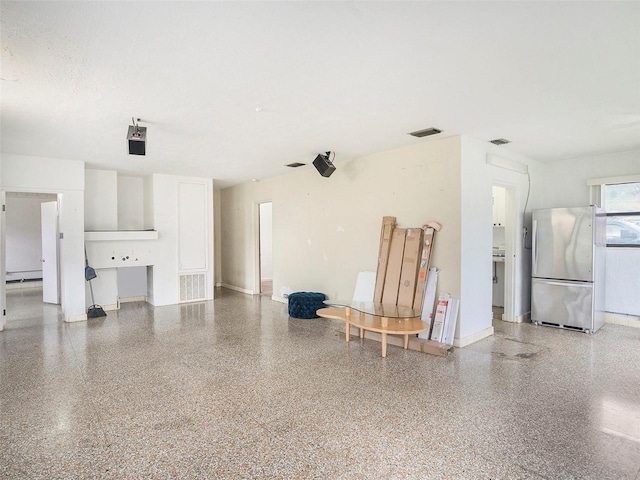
[1,288,640,479]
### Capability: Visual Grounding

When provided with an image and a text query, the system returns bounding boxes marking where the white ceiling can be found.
[1,1,639,187]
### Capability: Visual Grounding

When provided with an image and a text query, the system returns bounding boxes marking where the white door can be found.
[41,201,59,304]
[1,191,6,331]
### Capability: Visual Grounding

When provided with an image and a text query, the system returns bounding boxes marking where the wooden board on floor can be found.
[340,324,454,357]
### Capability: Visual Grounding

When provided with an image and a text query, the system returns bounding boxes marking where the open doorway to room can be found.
[258,202,273,296]
[492,185,516,322]
[3,192,62,329]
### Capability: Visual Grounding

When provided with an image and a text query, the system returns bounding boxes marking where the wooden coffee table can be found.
[317,300,430,357]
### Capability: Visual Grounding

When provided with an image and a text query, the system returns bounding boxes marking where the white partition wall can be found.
[84,169,118,309]
[1,154,86,323]
[148,174,214,306]
[85,171,214,308]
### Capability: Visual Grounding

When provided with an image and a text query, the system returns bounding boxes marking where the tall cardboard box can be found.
[374,217,396,303]
[397,228,423,308]
[381,228,406,305]
[413,224,439,310]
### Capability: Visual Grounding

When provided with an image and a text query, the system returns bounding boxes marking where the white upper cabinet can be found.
[492,186,506,227]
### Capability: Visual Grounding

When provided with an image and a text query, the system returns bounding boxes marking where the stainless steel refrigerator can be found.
[531,206,606,333]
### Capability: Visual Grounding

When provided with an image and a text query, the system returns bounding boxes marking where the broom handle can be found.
[88,278,96,305]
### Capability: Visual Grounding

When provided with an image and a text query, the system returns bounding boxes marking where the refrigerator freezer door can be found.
[531,278,595,332]
[532,207,594,282]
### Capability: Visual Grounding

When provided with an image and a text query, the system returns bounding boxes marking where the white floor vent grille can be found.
[179,273,206,302]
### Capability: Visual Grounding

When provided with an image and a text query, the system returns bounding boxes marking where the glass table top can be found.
[323,300,421,319]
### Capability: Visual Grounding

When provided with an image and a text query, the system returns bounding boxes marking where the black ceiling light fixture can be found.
[409,127,442,138]
[313,151,336,177]
[127,117,147,155]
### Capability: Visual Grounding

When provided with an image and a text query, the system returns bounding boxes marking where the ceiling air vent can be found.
[286,162,306,168]
[489,138,511,146]
[409,127,442,138]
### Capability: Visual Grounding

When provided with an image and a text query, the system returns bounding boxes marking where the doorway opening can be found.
[258,202,273,297]
[3,192,62,329]
[492,185,516,322]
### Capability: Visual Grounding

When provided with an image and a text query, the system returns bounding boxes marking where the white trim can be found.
[515,311,531,323]
[6,281,43,290]
[587,174,640,186]
[221,283,255,295]
[99,303,119,312]
[253,202,261,296]
[605,312,640,328]
[454,325,494,347]
[66,313,87,322]
[271,295,287,304]
[85,230,158,241]
[486,154,529,174]
[119,295,147,304]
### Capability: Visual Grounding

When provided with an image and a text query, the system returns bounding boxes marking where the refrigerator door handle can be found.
[532,219,538,275]
[540,280,592,288]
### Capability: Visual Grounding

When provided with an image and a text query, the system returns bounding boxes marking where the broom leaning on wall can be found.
[84,247,106,318]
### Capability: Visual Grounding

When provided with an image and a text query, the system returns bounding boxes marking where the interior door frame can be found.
[492,182,517,322]
[0,189,62,330]
[253,200,273,296]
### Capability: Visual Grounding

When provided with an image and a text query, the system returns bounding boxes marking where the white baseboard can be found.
[215,282,223,287]
[515,311,531,323]
[454,325,494,348]
[605,312,640,328]
[221,283,255,295]
[271,295,287,304]
[66,313,87,322]
[6,281,43,290]
[100,303,119,312]
[119,296,147,304]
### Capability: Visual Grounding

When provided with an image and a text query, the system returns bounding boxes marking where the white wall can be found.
[148,174,214,306]
[541,149,640,317]
[214,187,222,286]
[460,137,545,333]
[84,169,118,308]
[221,137,474,338]
[218,135,552,345]
[1,154,86,323]
[117,175,146,298]
[85,171,216,306]
[5,194,55,281]
[542,149,640,207]
[488,144,546,316]
[85,170,117,230]
[117,266,148,298]
[459,138,494,338]
[0,159,4,330]
[118,175,144,230]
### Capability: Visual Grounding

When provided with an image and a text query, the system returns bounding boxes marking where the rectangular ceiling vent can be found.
[286,162,306,168]
[490,138,511,146]
[409,127,442,138]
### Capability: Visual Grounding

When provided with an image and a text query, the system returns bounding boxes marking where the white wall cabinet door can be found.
[492,186,506,226]
[178,182,207,271]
